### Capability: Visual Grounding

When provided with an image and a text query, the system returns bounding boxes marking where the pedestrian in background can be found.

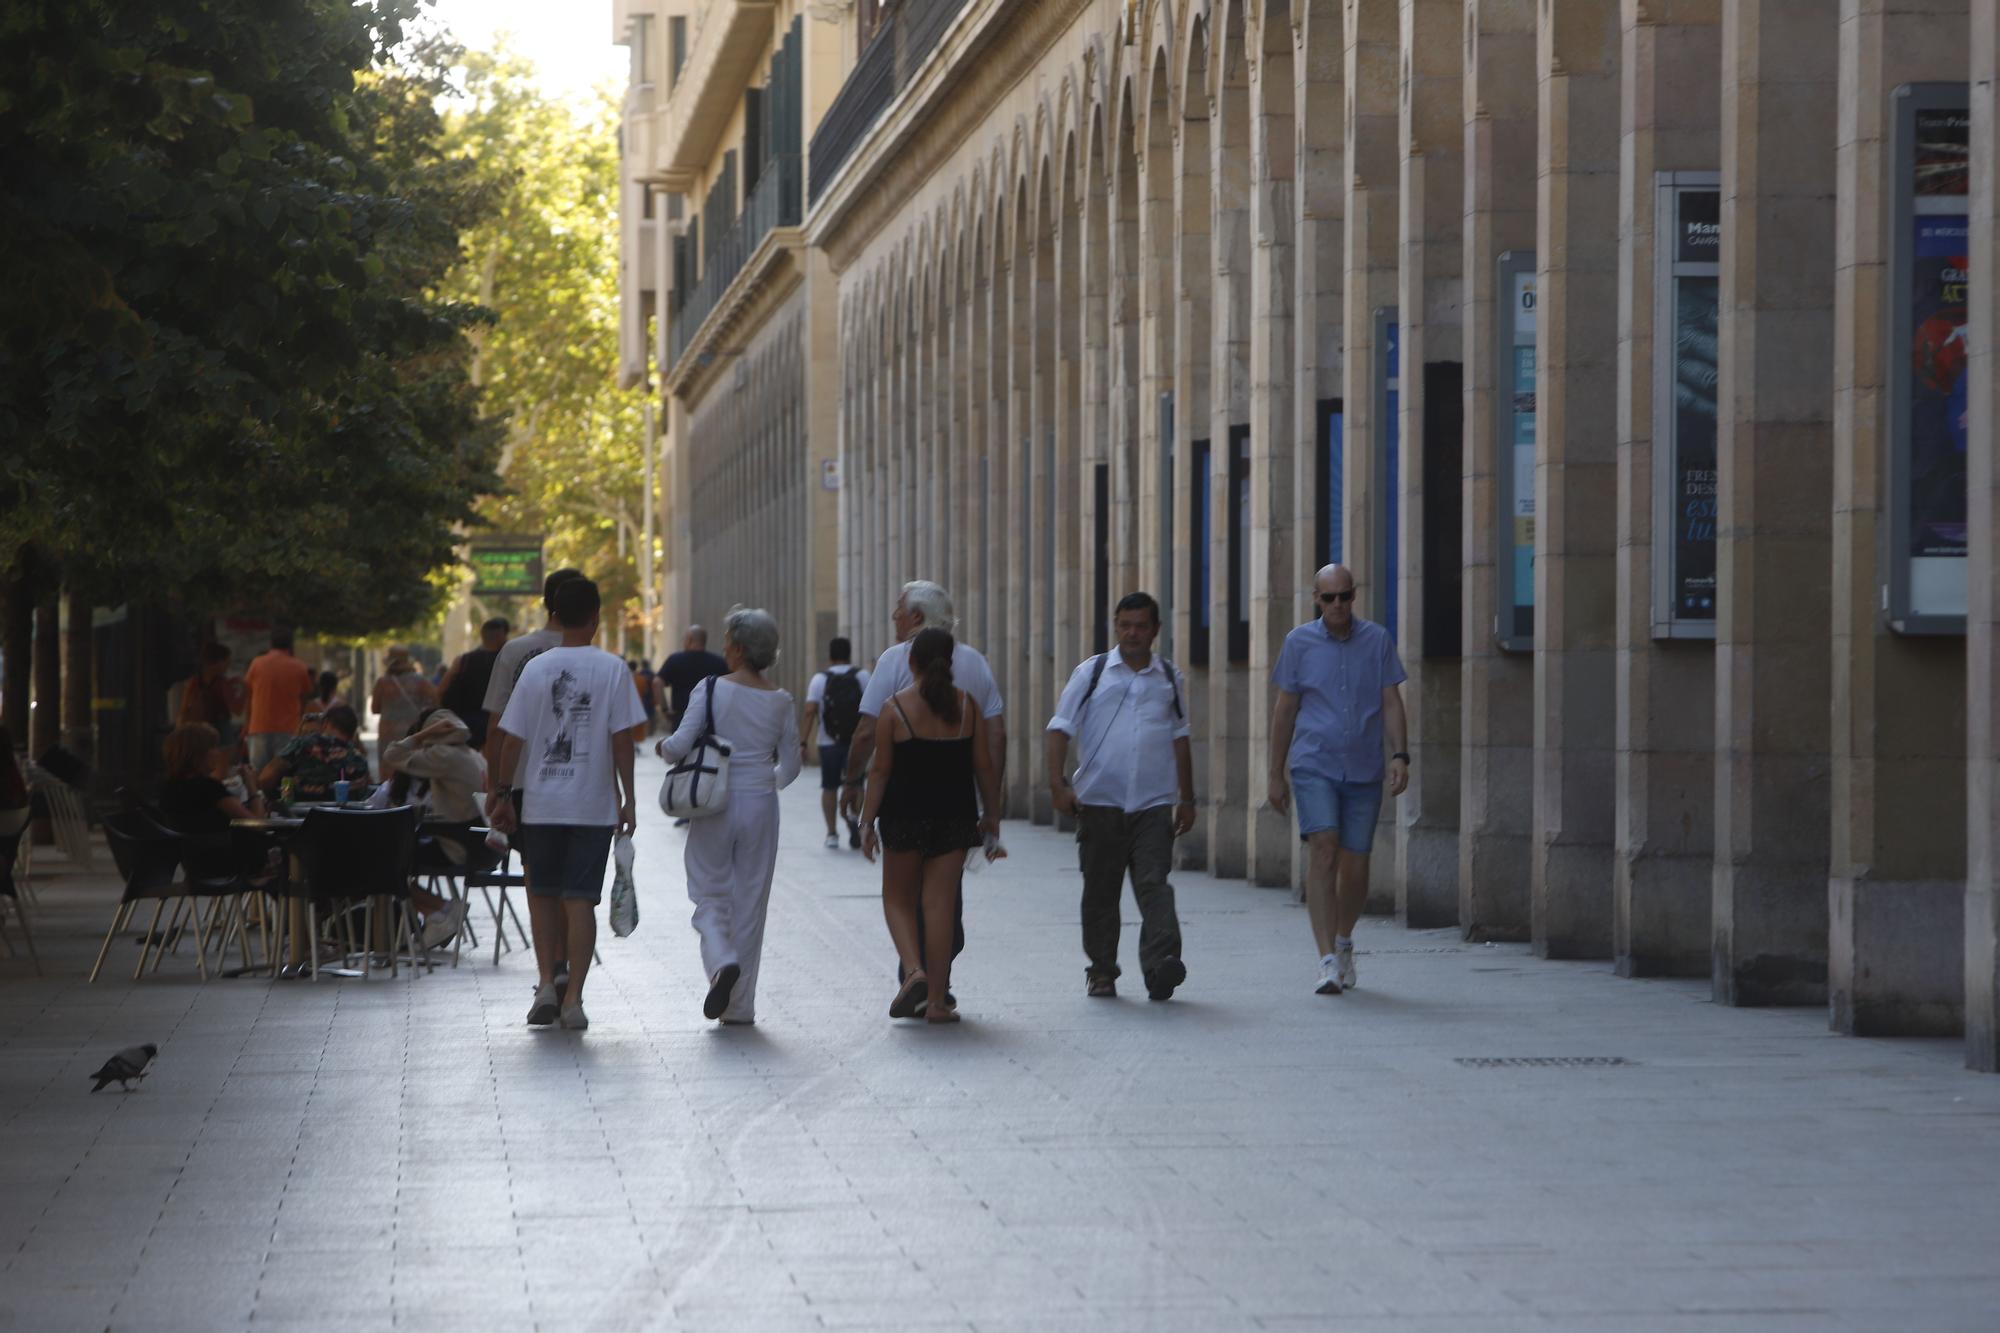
[371,646,437,773]
[177,643,244,750]
[1267,564,1409,996]
[801,636,868,849]
[439,616,509,750]
[1046,592,1194,1001]
[243,627,317,771]
[655,626,729,732]
[656,608,801,1026]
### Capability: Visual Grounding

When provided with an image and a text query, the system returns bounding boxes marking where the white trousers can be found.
[683,791,780,1021]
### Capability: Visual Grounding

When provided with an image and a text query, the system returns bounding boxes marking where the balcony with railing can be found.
[667,153,802,372]
[807,0,969,208]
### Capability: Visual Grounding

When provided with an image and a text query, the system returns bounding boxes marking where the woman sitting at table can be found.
[370,707,483,948]
[159,723,266,834]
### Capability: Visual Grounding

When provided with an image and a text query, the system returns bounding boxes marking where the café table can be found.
[230,811,490,976]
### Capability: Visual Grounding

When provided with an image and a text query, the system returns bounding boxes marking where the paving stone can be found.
[4,759,2000,1329]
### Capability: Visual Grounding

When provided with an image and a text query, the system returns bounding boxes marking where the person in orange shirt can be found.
[243,628,318,771]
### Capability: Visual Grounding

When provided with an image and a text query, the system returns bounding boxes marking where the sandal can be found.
[889,971,929,1019]
[925,1001,960,1024]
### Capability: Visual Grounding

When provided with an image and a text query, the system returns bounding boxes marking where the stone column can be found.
[1210,29,1254,880]
[1968,0,2000,1071]
[1289,0,1348,896]
[1394,0,1465,929]
[1028,201,1058,825]
[1005,223,1033,814]
[1532,0,1622,959]
[1248,14,1302,888]
[1713,0,1836,1005]
[1345,0,1400,913]
[1829,0,1969,1035]
[1176,65,1218,869]
[1459,0,1538,941]
[1614,0,1720,977]
[804,253,844,661]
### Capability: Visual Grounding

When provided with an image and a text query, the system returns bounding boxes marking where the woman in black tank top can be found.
[860,628,1003,1023]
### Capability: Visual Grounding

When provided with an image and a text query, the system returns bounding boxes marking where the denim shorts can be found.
[1291,771,1384,854]
[819,742,850,792]
[518,823,616,903]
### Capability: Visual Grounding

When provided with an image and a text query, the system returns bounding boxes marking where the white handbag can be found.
[659,677,732,819]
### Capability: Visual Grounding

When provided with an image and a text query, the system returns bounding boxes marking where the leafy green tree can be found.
[440,52,648,636]
[0,0,501,636]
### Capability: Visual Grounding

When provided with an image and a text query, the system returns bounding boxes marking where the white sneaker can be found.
[559,1004,589,1030]
[527,983,560,1026]
[823,833,839,849]
[1315,958,1343,995]
[420,899,468,950]
[1337,948,1357,990]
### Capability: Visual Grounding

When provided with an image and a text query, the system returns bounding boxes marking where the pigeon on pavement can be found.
[88,1043,157,1093]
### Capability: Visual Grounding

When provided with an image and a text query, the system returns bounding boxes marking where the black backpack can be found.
[822,669,864,742]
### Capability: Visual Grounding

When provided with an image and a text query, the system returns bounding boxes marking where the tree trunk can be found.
[1,554,32,737]
[32,593,59,757]
[64,587,93,757]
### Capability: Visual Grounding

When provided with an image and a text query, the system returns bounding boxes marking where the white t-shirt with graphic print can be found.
[496,646,647,826]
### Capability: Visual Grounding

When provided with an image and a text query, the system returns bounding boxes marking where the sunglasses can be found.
[1317,590,1356,605]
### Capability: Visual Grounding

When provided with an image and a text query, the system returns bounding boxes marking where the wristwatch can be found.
[1390,753,1411,764]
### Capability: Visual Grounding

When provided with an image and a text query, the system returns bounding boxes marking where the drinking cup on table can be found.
[332,779,350,806]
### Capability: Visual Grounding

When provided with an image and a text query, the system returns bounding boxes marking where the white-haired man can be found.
[841,581,1008,990]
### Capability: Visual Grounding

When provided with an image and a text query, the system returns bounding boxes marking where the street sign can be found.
[469,542,545,597]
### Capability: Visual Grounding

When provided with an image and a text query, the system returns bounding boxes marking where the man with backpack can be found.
[802,637,869,849]
[1045,592,1195,1001]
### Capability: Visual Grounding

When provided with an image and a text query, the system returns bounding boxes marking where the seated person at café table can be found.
[366,707,483,948]
[159,723,267,833]
[257,705,372,802]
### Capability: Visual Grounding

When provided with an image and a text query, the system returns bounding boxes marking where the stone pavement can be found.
[3,756,1999,1331]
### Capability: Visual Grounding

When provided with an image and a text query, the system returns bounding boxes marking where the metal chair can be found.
[97,814,188,982]
[294,806,423,979]
[414,821,503,968]
[0,824,38,974]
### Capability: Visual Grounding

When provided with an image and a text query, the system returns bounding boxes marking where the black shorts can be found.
[819,742,850,792]
[517,824,616,903]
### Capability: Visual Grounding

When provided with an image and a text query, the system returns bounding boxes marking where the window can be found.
[1189,436,1211,667]
[1315,398,1344,567]
[631,15,653,86]
[669,17,687,86]
[1227,424,1250,663]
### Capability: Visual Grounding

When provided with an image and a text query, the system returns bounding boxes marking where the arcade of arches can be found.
[740,0,2000,1069]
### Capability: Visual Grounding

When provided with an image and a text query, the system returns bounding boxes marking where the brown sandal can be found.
[925,998,960,1024]
[889,971,928,1019]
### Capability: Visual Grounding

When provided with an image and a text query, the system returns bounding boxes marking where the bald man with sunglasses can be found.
[1267,564,1409,996]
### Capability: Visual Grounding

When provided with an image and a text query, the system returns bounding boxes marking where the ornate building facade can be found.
[620,0,2000,1071]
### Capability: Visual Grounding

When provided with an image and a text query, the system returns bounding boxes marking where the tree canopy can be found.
[440,53,647,635]
[0,0,502,636]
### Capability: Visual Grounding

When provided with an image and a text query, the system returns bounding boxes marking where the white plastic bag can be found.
[609,834,639,937]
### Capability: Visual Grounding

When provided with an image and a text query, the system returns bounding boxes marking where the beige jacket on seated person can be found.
[378,710,487,823]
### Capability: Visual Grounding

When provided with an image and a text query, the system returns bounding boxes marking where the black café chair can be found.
[0,822,38,975]
[414,821,505,968]
[293,805,423,980]
[98,812,188,982]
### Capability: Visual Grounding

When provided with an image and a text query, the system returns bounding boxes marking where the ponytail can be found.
[909,627,962,728]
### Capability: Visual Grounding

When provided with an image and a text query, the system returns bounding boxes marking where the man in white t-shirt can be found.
[840,580,1006,993]
[801,637,869,850]
[481,566,584,789]
[488,577,644,1032]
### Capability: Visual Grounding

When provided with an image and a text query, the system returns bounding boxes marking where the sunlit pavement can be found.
[4,752,1999,1331]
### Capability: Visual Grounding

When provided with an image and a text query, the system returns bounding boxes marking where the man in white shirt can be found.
[1046,591,1195,1001]
[801,637,869,849]
[488,577,643,1032]
[841,579,1006,991]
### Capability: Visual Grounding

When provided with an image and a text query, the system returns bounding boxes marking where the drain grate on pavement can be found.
[1454,1056,1633,1069]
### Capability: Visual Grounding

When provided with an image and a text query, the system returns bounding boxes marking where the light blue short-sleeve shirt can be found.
[1271,617,1407,784]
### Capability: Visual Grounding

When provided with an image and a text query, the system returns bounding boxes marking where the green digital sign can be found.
[469,543,544,596]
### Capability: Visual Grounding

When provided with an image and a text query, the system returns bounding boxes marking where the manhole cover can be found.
[1454,1056,1633,1069]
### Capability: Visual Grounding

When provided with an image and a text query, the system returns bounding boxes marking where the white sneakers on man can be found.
[1337,947,1358,990]
[1315,957,1343,996]
[421,899,468,950]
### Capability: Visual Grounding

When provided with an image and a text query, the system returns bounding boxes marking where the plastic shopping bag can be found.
[609,834,640,937]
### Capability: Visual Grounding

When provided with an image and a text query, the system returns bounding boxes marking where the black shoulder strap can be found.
[700,675,719,743]
[1075,653,1110,724]
[1158,657,1184,720]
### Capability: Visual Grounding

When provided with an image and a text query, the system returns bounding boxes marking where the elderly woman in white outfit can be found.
[656,608,802,1024]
